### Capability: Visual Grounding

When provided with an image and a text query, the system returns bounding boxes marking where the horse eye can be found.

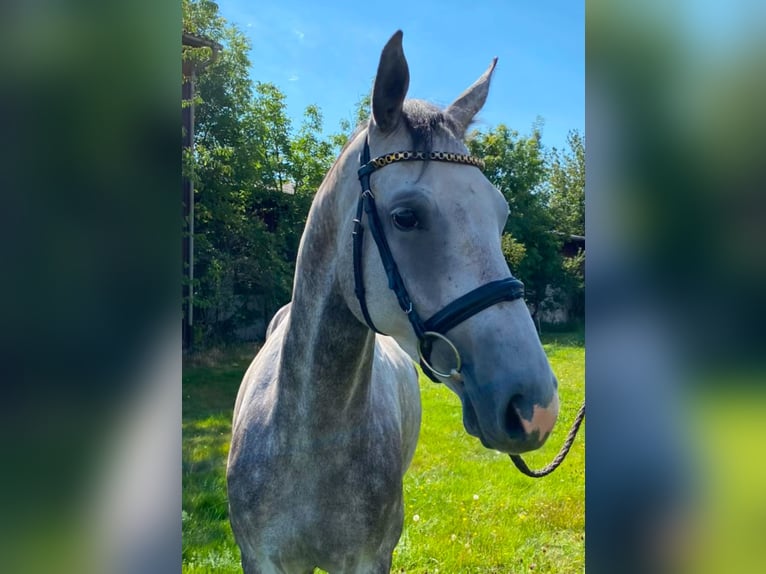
[391,208,419,231]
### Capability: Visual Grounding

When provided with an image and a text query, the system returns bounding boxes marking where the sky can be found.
[217,0,584,152]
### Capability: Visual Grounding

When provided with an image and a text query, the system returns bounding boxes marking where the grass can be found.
[182,333,584,573]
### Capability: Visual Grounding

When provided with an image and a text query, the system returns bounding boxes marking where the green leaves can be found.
[501,234,527,270]
[548,131,585,321]
[548,130,585,237]
[183,1,339,344]
[289,105,336,194]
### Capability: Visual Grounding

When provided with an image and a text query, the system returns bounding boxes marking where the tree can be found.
[250,82,292,193]
[184,1,292,342]
[548,130,585,321]
[501,234,527,270]
[548,130,585,237]
[183,0,343,344]
[290,105,336,194]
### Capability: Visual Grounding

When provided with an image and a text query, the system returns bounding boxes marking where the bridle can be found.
[352,132,584,478]
[352,135,525,383]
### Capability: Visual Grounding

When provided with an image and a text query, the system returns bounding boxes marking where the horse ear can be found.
[371,30,410,133]
[446,58,498,135]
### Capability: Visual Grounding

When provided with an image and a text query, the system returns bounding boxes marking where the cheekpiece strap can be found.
[353,136,500,385]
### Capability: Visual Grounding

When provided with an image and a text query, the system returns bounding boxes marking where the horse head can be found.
[336,31,559,454]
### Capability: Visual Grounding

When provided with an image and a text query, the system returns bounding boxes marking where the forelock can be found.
[401,100,461,153]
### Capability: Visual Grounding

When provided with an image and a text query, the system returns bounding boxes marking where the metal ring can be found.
[417,331,462,379]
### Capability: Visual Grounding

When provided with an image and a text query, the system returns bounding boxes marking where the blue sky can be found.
[218,0,583,151]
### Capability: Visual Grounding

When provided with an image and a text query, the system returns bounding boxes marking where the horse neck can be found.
[278,145,375,423]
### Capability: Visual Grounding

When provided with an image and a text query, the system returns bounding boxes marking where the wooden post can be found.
[182,68,195,351]
[181,33,221,352]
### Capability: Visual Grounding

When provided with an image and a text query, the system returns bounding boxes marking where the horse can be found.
[227,30,560,574]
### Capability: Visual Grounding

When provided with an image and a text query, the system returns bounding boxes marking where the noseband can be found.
[352,135,525,383]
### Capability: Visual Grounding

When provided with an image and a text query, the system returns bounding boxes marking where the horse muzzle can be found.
[459,375,560,454]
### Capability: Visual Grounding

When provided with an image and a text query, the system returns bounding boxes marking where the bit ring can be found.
[417,331,462,379]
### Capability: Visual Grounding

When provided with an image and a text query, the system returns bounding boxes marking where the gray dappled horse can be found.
[227,31,560,574]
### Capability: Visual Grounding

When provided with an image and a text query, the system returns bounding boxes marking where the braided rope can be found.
[368,150,485,171]
[509,402,585,478]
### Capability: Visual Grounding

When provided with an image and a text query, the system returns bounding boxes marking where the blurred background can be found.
[0,1,763,572]
[0,1,181,573]
[587,0,766,572]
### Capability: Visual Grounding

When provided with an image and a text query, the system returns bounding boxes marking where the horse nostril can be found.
[503,396,524,439]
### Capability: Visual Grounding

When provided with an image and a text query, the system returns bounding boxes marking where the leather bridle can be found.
[352,135,526,383]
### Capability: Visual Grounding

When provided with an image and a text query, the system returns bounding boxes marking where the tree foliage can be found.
[549,130,585,237]
[290,105,337,194]
[501,234,527,271]
[183,0,337,344]
[548,130,585,320]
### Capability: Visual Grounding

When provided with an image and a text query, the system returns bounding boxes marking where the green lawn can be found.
[182,332,584,573]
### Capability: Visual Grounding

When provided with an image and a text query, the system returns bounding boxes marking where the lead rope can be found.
[509,402,585,478]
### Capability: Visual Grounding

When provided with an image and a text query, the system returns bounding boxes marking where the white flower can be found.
[473,494,479,501]
[412,514,420,522]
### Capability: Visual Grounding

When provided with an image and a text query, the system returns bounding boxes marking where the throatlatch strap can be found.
[355,139,429,340]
